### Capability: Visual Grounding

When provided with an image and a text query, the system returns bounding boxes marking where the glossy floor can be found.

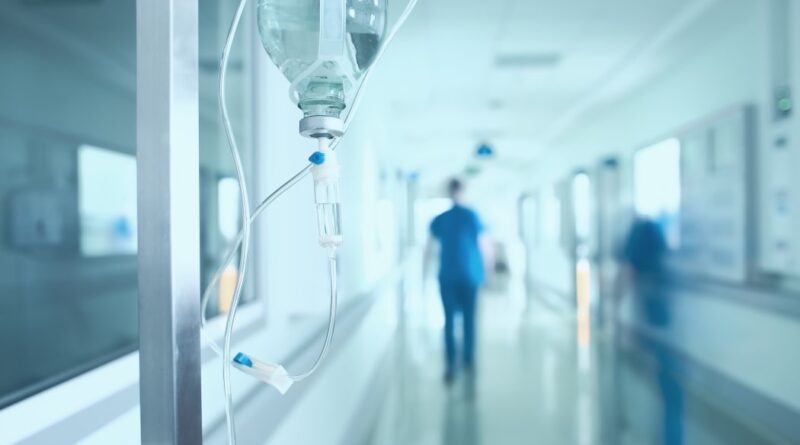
[368,279,784,445]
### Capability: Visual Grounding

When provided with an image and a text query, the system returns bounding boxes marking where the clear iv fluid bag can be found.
[257,0,387,118]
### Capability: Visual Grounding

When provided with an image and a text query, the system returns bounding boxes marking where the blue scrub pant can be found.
[439,281,478,372]
[655,349,683,445]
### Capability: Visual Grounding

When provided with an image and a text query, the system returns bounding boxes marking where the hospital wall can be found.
[526,0,800,422]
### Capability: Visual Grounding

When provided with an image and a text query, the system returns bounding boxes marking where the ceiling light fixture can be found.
[494,52,561,69]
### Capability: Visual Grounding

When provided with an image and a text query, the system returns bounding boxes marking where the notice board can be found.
[677,107,752,283]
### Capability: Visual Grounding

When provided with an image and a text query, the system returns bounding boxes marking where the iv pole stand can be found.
[137,0,203,442]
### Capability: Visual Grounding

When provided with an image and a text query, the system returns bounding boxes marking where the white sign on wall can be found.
[678,108,751,283]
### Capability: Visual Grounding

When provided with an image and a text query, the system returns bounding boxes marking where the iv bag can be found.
[257,0,388,119]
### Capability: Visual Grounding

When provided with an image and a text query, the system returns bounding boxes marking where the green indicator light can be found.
[465,165,481,177]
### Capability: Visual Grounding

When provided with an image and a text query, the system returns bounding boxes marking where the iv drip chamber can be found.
[309,138,343,248]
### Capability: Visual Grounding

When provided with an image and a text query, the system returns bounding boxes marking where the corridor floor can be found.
[367,278,785,445]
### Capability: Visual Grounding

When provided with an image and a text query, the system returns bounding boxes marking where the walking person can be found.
[425,178,491,384]
[621,218,682,445]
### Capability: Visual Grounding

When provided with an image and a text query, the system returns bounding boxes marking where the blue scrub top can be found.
[430,205,485,286]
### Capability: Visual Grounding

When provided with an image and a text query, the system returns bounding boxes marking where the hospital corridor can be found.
[369,270,786,445]
[1,0,800,444]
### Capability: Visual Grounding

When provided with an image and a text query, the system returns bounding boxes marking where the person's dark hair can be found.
[447,178,463,198]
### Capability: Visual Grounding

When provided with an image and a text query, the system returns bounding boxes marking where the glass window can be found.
[78,145,138,257]
[0,1,137,407]
[572,172,593,244]
[198,0,255,319]
[0,0,255,408]
[217,177,242,242]
[633,138,682,249]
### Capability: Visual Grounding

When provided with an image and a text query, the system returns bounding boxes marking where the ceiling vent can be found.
[494,52,561,69]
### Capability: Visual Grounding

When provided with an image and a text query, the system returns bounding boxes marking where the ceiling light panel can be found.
[494,52,562,69]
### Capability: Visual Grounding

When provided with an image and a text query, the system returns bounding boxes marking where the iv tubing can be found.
[219,0,251,444]
[295,254,339,381]
[200,163,312,356]
[213,0,418,443]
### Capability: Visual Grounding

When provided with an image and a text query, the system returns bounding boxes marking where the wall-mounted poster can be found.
[678,107,751,283]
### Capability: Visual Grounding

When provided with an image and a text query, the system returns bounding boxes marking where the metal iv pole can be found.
[136,0,203,443]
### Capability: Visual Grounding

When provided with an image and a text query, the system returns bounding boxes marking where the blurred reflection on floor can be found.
[367,276,783,445]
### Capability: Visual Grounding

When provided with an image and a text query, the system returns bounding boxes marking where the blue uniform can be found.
[430,205,485,286]
[623,219,682,445]
[430,205,485,372]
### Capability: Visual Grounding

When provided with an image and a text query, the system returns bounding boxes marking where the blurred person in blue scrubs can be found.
[425,178,491,384]
[622,217,682,445]
[623,218,671,326]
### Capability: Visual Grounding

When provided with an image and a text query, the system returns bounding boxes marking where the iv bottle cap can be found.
[299,116,344,139]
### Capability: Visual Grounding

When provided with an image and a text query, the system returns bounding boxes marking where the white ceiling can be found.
[367,0,717,176]
[2,0,735,184]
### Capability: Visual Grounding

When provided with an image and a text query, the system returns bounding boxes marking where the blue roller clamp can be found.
[233,352,253,367]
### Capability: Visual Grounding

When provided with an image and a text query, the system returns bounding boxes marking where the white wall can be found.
[529,0,766,293]
[527,0,800,413]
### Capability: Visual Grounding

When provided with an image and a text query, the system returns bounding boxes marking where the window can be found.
[0,0,255,408]
[78,145,138,256]
[633,138,682,249]
[572,172,593,244]
[198,0,255,319]
[0,1,137,407]
[217,177,242,242]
